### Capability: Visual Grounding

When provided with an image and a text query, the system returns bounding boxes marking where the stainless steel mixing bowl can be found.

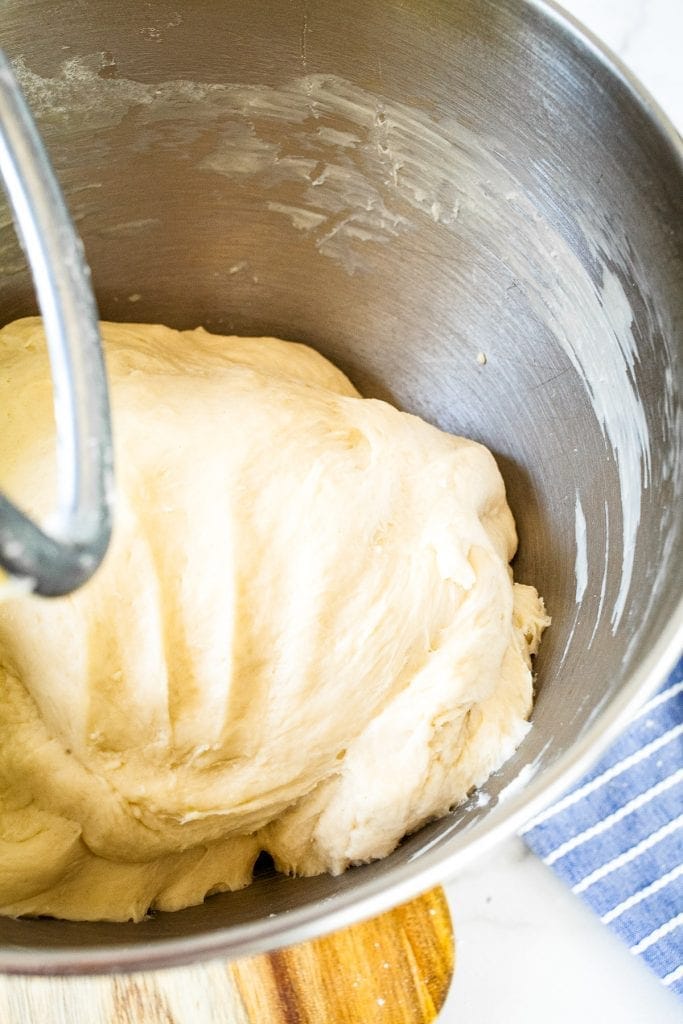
[0,0,680,974]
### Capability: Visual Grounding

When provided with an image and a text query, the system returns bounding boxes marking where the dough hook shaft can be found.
[0,50,113,596]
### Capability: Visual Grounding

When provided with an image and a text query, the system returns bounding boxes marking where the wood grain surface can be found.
[0,887,454,1023]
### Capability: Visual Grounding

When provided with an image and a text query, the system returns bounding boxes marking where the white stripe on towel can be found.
[572,815,683,895]
[662,964,683,987]
[543,769,683,866]
[601,864,683,925]
[629,913,683,956]
[635,680,683,721]
[520,723,683,834]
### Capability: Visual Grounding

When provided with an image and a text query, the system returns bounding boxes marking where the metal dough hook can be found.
[0,50,113,596]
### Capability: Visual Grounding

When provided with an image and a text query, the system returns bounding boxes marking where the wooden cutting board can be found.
[0,887,454,1023]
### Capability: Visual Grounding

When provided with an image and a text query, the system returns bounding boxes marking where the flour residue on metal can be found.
[574,493,588,604]
[496,741,552,806]
[11,56,652,631]
[590,500,611,649]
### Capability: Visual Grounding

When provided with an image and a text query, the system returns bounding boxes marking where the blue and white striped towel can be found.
[522,657,683,996]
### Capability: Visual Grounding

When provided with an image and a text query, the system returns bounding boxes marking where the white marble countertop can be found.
[441,838,682,1022]
[440,8,682,1020]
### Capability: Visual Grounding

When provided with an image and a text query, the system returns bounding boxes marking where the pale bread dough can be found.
[0,317,548,921]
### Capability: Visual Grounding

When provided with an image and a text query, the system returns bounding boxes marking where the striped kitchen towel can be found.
[522,657,683,996]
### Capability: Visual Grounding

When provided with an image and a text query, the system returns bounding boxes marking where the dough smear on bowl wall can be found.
[0,316,548,922]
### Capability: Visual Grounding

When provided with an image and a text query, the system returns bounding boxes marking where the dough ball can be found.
[0,317,548,921]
